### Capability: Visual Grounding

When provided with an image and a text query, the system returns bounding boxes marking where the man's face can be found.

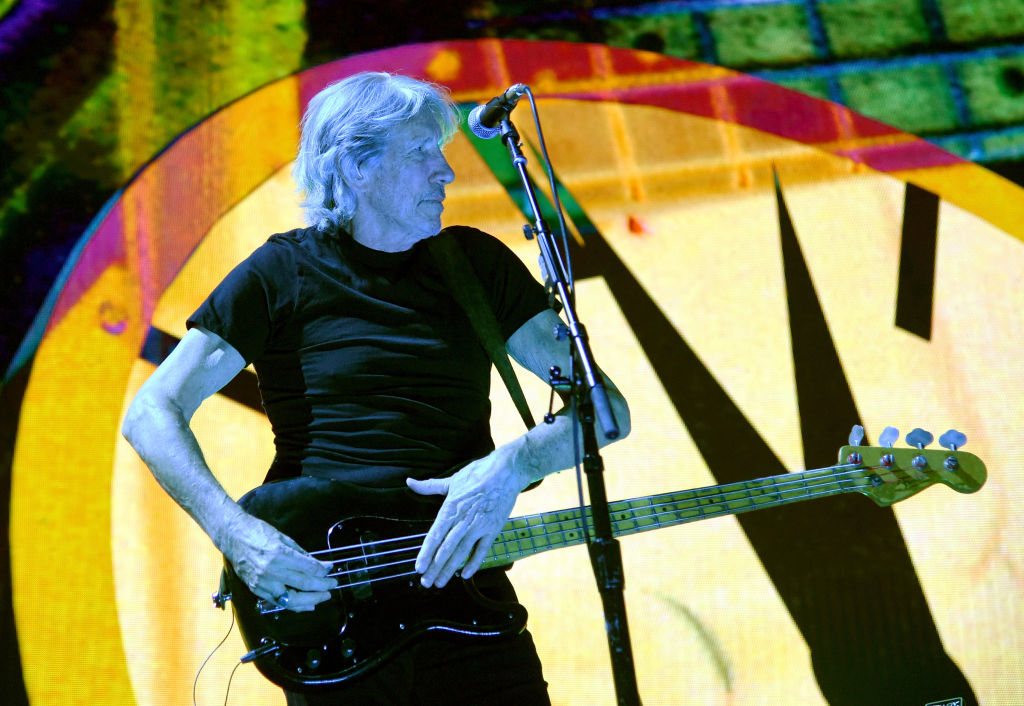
[349,113,456,252]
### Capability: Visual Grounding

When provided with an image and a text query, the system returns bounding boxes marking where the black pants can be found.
[284,570,550,706]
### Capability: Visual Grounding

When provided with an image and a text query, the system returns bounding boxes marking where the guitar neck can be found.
[482,463,870,569]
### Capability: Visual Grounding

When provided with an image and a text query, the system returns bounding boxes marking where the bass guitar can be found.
[215,426,985,692]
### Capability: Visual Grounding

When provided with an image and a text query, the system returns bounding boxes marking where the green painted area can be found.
[981,130,1024,159]
[709,4,816,67]
[0,0,309,319]
[819,0,932,57]
[960,56,1024,125]
[840,64,959,133]
[776,76,834,101]
[144,0,306,166]
[938,0,1024,43]
[495,23,588,43]
[600,12,701,60]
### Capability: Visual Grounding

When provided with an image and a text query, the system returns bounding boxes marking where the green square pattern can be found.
[819,0,932,57]
[775,76,835,102]
[959,56,1024,126]
[937,0,1024,43]
[709,4,817,68]
[981,129,1024,159]
[839,64,960,133]
[600,14,701,60]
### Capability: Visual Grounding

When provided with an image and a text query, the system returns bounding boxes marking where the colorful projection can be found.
[8,40,1023,705]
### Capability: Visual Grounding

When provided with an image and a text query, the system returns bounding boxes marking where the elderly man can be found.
[122,72,629,704]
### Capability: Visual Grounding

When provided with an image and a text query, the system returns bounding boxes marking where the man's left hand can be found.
[406,442,534,588]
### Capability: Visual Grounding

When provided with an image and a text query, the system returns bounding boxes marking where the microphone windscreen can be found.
[467,104,501,140]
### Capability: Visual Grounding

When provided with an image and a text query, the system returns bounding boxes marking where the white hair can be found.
[293,72,460,231]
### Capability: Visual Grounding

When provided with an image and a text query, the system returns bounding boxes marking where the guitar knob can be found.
[905,428,934,449]
[341,638,356,660]
[305,648,323,670]
[939,429,967,451]
[848,425,865,446]
[879,426,899,448]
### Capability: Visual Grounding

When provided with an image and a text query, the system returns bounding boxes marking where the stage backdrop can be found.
[8,40,1023,705]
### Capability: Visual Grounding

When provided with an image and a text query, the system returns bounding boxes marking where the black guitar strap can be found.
[427,230,536,432]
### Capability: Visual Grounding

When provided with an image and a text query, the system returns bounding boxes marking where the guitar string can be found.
[304,460,868,564]
[259,463,907,612]
[318,465,884,581]
[314,463,892,586]
[318,477,876,593]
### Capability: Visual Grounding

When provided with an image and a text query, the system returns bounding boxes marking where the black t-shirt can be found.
[187,225,551,487]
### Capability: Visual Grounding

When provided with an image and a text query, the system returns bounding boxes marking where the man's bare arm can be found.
[409,309,630,587]
[122,326,335,611]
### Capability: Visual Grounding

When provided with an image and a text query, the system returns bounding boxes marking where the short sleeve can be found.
[446,226,556,340]
[186,238,297,364]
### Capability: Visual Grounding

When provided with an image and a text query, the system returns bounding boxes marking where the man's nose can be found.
[433,154,455,185]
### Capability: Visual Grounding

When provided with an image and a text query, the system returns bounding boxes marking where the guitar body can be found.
[222,477,528,692]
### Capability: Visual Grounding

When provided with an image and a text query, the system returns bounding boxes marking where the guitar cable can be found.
[192,608,238,706]
[221,661,244,706]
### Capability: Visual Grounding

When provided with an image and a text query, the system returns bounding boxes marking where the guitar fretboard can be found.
[481,464,872,569]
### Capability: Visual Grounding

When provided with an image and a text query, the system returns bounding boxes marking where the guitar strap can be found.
[427,231,536,432]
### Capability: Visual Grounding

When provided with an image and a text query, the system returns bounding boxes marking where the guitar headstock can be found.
[838,426,987,507]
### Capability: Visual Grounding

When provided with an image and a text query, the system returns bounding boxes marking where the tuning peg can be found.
[848,425,865,446]
[904,428,933,470]
[879,426,899,448]
[939,429,967,452]
[905,428,934,449]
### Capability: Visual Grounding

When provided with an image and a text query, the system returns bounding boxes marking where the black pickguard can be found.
[222,476,528,692]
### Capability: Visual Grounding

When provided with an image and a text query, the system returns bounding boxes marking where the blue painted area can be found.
[752,43,1024,80]
[802,0,833,60]
[3,185,125,384]
[592,0,810,19]
[919,0,950,44]
[691,11,720,64]
[931,125,1024,162]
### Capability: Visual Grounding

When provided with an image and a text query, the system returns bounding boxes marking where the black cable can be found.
[223,660,243,706]
[192,608,236,706]
[523,87,576,303]
[521,87,590,543]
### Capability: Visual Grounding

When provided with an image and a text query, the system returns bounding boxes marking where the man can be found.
[122,72,629,704]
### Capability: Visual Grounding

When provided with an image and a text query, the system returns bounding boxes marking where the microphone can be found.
[467,84,527,139]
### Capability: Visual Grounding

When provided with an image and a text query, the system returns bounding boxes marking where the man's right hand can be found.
[220,512,337,612]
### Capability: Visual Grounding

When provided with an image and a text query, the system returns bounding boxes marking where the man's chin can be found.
[417,215,443,237]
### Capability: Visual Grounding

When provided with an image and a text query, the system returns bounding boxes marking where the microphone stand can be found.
[497,117,641,706]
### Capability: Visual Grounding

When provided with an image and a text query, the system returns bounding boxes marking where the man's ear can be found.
[342,159,369,191]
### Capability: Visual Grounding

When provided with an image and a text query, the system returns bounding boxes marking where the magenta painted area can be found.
[725,77,845,144]
[297,42,498,113]
[502,40,603,84]
[606,48,704,78]
[845,110,901,140]
[562,82,718,124]
[48,201,126,334]
[836,140,964,171]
